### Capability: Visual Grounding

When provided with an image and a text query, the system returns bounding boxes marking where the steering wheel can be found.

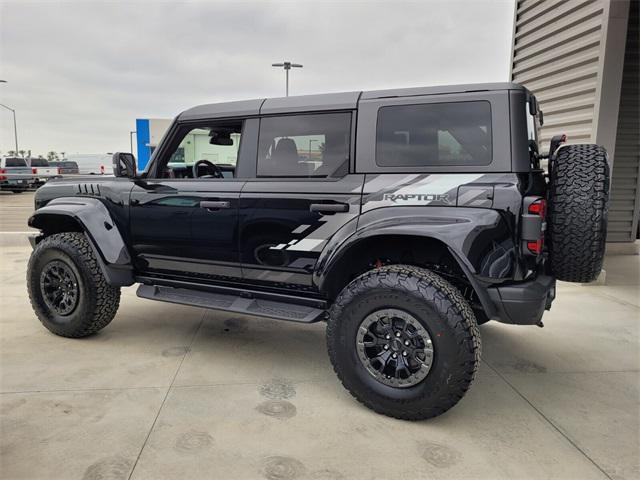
[193,159,224,179]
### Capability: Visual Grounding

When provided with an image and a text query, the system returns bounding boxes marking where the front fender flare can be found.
[28,197,134,286]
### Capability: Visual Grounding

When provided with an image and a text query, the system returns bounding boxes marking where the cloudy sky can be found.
[0,0,514,155]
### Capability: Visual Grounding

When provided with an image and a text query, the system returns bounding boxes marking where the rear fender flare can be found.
[314,206,512,317]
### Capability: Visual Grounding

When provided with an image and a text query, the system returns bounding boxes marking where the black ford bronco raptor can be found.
[26,83,609,420]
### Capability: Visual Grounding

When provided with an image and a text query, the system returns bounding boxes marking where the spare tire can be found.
[547,144,609,282]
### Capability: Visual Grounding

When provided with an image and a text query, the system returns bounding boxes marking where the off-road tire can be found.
[327,265,481,420]
[548,144,609,282]
[27,232,120,337]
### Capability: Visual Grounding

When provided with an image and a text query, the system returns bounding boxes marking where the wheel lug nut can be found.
[392,353,397,358]
[402,351,408,357]
[383,344,389,350]
[385,334,390,340]
[404,340,410,346]
[395,332,401,337]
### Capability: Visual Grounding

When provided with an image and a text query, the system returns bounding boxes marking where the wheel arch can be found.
[29,198,134,286]
[314,205,512,319]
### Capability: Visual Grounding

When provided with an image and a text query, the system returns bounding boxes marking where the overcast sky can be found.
[0,0,515,155]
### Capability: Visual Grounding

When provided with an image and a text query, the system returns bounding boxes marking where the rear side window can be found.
[376,101,492,167]
[5,158,27,167]
[30,158,48,166]
[257,112,351,178]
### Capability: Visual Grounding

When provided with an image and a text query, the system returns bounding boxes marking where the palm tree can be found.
[18,150,26,157]
[60,151,66,159]
[47,151,58,162]
[7,150,16,156]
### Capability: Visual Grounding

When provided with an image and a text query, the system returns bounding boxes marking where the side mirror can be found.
[112,152,137,178]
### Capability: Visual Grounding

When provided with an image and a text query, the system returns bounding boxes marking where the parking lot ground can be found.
[0,197,638,479]
[0,191,37,248]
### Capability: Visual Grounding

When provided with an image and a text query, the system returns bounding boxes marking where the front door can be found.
[130,119,255,282]
[239,112,364,290]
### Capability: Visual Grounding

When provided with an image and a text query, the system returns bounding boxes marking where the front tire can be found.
[27,232,121,337]
[327,265,481,420]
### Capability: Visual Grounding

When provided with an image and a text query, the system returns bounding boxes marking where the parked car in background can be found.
[67,154,111,175]
[27,157,59,186]
[0,157,35,193]
[48,161,79,175]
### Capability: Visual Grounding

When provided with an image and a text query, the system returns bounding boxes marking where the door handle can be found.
[309,203,349,213]
[200,200,230,210]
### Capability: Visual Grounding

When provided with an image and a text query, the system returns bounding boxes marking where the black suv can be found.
[26,83,609,420]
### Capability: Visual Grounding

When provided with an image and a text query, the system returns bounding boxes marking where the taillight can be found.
[522,197,547,256]
[100,165,105,174]
[57,167,62,175]
[32,167,38,175]
[527,239,543,254]
[528,198,546,217]
[0,168,6,181]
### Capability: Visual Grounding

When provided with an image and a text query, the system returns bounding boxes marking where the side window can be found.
[159,121,242,179]
[376,101,492,167]
[257,112,351,178]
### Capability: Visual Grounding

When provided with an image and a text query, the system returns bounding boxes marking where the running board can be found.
[136,284,326,323]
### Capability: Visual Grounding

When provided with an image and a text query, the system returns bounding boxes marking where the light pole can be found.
[0,103,19,154]
[272,61,303,97]
[308,139,319,159]
[130,131,137,155]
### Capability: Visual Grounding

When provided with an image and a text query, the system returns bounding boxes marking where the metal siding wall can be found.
[511,0,605,150]
[608,0,639,241]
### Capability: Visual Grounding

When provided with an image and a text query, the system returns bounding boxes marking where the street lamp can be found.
[308,139,319,159]
[272,61,303,97]
[0,103,19,154]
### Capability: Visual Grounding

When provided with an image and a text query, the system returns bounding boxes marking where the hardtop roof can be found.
[178,82,526,121]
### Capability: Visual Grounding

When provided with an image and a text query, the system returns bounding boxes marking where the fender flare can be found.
[314,207,510,318]
[28,197,134,286]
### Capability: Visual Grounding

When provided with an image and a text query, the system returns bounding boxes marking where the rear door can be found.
[239,111,363,290]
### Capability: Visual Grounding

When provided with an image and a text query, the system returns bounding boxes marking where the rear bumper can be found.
[0,179,31,189]
[487,275,556,325]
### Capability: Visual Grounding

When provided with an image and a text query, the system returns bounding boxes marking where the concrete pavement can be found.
[0,193,638,479]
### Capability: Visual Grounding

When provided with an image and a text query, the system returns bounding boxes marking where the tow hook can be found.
[536,321,544,328]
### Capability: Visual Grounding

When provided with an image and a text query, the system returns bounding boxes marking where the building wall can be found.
[135,118,173,171]
[608,0,639,241]
[511,0,611,150]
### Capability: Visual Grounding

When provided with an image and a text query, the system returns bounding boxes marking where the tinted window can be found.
[376,101,492,167]
[159,122,242,179]
[30,158,49,166]
[5,158,27,167]
[258,113,351,177]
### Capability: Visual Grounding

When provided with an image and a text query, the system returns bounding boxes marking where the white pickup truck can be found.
[28,157,59,186]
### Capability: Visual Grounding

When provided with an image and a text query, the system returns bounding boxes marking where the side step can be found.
[136,284,326,323]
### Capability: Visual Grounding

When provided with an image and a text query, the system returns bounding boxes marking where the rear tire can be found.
[27,232,121,337]
[11,190,24,194]
[547,144,609,282]
[327,265,481,420]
